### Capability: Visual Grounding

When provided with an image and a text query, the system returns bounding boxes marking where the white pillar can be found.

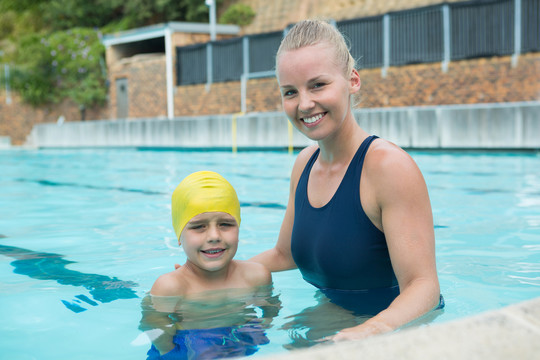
[382,14,390,78]
[165,26,174,119]
[512,0,522,67]
[442,5,451,73]
[241,37,249,113]
[206,0,216,41]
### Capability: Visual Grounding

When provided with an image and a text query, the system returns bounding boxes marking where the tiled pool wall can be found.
[26,102,540,150]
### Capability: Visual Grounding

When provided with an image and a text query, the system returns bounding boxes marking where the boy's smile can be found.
[200,247,226,258]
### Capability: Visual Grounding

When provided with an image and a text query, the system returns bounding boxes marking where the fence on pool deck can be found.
[177,0,540,88]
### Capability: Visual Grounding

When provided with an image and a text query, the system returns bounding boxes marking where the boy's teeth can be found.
[204,249,222,254]
[303,113,323,124]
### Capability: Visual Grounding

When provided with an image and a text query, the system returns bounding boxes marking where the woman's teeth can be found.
[303,113,323,124]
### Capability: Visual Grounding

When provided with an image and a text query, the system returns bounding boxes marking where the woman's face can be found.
[277,43,360,141]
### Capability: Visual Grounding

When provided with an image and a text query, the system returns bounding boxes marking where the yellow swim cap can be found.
[171,171,241,240]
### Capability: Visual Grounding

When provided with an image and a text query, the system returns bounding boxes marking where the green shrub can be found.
[219,3,255,26]
[10,28,107,107]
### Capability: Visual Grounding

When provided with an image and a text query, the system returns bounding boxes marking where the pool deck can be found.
[251,296,540,360]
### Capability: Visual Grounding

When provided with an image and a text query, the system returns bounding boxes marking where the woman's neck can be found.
[317,113,368,165]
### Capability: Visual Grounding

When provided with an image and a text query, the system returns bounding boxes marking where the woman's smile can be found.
[301,112,327,127]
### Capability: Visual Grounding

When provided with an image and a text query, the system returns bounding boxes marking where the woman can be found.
[250,19,443,341]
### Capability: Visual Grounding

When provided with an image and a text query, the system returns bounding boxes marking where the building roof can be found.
[101,22,241,47]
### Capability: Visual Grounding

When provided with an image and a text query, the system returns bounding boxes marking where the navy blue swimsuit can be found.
[291,135,400,315]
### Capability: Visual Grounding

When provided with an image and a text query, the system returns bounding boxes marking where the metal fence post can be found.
[442,4,451,73]
[165,27,174,119]
[4,64,12,105]
[382,14,390,78]
[206,43,213,91]
[512,0,522,67]
[241,37,249,113]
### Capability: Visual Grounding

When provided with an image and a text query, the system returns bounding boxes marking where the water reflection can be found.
[280,291,368,350]
[281,291,445,350]
[0,244,138,312]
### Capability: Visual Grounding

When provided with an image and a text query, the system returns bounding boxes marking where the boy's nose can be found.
[206,225,221,242]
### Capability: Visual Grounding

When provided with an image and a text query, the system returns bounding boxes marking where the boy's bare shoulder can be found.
[235,260,272,287]
[150,269,188,297]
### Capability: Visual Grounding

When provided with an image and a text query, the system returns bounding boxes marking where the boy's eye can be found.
[189,224,205,230]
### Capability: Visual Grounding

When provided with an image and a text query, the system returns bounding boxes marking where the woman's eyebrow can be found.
[280,75,328,89]
[307,75,329,83]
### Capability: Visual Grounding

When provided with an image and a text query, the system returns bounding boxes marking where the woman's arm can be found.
[250,146,317,272]
[249,200,296,271]
[332,144,441,341]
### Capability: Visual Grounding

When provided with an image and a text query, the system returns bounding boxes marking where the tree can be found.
[219,3,255,26]
[1,0,230,108]
[10,28,107,108]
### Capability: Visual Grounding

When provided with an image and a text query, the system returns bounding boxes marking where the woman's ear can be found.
[349,68,361,94]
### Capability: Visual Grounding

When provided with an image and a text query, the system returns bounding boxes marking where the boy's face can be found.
[180,212,239,273]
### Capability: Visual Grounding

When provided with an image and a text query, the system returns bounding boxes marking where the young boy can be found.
[141,171,273,358]
[151,170,271,297]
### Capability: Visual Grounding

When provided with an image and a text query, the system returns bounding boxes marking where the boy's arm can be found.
[140,273,184,355]
[138,295,179,355]
[242,261,272,287]
[240,262,281,324]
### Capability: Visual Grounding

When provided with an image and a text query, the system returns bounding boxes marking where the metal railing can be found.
[176,0,539,85]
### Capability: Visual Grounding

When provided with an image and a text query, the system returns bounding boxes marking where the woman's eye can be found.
[313,82,325,89]
[283,89,296,97]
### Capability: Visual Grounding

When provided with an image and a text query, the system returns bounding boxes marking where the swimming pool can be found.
[1,148,539,359]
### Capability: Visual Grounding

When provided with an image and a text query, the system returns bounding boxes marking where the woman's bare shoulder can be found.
[364,138,428,203]
[365,138,419,176]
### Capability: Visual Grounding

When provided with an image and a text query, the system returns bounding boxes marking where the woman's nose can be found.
[298,92,314,113]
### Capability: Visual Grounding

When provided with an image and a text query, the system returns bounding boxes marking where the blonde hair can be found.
[276,19,356,78]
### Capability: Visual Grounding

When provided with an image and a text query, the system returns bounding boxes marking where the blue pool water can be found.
[1,148,539,359]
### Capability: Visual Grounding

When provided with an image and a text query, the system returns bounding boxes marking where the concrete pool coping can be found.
[251,296,540,360]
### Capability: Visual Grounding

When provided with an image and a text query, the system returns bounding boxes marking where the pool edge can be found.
[251,296,540,359]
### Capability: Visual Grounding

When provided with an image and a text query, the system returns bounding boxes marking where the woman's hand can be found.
[328,320,393,342]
